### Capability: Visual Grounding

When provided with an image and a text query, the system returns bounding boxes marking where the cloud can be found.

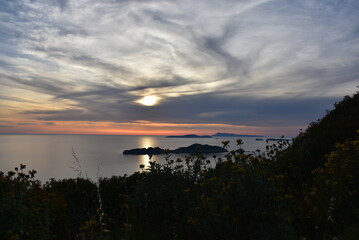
[0,125,14,128]
[22,109,85,122]
[0,95,38,103]
[21,91,340,130]
[55,0,69,10]
[17,122,37,125]
[1,0,359,135]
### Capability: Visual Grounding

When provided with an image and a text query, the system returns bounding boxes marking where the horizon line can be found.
[0,132,293,138]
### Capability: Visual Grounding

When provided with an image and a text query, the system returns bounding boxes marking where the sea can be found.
[0,134,274,182]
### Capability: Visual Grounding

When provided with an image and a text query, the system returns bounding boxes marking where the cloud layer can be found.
[1,0,359,136]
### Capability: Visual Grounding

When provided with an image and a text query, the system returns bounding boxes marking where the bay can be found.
[0,134,270,182]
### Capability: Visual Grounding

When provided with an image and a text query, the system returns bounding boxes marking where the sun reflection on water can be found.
[139,137,155,169]
[140,137,154,148]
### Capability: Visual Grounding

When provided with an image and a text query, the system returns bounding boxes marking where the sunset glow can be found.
[1,0,358,136]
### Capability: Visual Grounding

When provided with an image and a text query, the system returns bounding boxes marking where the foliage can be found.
[303,137,359,239]
[0,92,358,239]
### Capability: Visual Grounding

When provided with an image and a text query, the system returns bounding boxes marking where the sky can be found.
[0,0,358,137]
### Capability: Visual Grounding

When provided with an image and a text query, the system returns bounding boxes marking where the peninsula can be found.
[213,132,264,138]
[166,133,265,138]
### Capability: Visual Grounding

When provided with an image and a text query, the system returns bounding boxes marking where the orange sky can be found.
[1,0,357,137]
[0,118,302,137]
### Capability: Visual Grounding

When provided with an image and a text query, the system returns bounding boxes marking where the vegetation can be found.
[1,93,358,240]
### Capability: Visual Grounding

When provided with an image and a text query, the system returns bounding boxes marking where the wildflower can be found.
[7,171,15,178]
[124,223,133,228]
[20,164,26,170]
[29,169,37,178]
[222,141,230,149]
[209,177,218,182]
[274,195,283,201]
[223,206,230,212]
[187,217,198,224]
[284,194,294,199]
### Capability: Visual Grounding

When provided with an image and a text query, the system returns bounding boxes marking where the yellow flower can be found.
[284,194,294,199]
[124,223,133,228]
[223,206,230,212]
[187,217,198,224]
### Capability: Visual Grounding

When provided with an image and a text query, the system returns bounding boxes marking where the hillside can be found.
[273,92,359,185]
[1,92,358,240]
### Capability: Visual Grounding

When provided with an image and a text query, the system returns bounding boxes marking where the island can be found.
[123,143,227,155]
[166,134,212,138]
[213,132,264,138]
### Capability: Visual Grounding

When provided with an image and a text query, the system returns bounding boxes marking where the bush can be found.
[1,92,358,239]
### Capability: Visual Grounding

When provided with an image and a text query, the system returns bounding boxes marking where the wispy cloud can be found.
[1,0,358,135]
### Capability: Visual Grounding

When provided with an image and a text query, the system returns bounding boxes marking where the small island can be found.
[166,134,212,138]
[123,143,227,155]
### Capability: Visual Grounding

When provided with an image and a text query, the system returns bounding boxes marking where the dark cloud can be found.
[17,122,37,125]
[57,25,88,37]
[32,47,132,75]
[55,0,69,10]
[196,25,247,77]
[0,95,37,103]
[0,125,14,128]
[23,109,83,115]
[1,0,359,136]
[22,90,341,130]
[0,73,73,97]
[145,94,339,127]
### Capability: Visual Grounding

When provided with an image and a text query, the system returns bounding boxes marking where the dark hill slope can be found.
[273,92,359,185]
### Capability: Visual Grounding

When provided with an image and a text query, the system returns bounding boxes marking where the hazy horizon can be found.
[1,0,358,136]
[0,132,286,138]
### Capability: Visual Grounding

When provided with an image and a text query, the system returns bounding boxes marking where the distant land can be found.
[212,132,264,138]
[166,134,212,138]
[123,143,227,155]
[166,133,265,138]
[266,137,293,141]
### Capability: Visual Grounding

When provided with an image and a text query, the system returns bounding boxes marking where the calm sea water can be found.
[0,134,270,182]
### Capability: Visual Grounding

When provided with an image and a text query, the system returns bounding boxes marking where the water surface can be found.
[0,134,269,182]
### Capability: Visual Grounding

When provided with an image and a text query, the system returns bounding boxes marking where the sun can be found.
[136,95,160,106]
